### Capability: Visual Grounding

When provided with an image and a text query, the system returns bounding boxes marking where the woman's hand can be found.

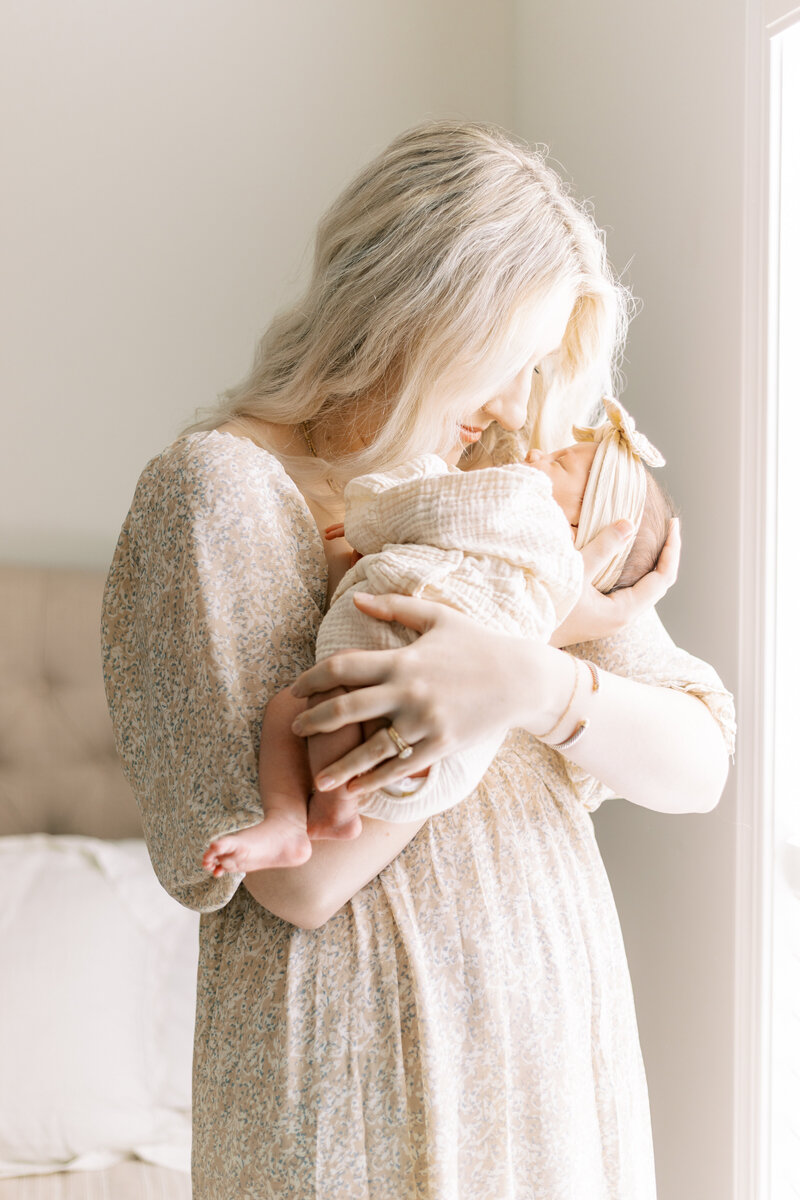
[290,595,541,797]
[289,519,681,797]
[551,517,681,648]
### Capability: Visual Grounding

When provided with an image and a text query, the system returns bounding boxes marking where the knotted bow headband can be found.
[572,397,666,592]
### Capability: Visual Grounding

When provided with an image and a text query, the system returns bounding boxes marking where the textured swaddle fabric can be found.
[315,454,584,821]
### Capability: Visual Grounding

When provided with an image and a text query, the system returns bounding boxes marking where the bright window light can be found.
[769,17,800,1198]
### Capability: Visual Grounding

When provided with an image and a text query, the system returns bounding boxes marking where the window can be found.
[768,17,800,1195]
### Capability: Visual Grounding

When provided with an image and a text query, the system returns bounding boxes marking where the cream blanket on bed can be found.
[316,454,584,821]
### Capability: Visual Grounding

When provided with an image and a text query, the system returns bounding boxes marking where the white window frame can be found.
[737,3,800,1197]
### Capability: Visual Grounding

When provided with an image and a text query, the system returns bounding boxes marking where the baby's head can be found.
[528,397,676,593]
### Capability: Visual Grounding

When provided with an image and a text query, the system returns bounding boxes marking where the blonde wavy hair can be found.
[185,120,633,495]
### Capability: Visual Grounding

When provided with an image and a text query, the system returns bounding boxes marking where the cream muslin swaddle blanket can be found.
[315,453,584,822]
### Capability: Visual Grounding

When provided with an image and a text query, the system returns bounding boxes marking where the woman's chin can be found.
[449,440,482,466]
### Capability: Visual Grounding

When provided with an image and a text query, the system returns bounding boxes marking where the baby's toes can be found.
[203,838,240,874]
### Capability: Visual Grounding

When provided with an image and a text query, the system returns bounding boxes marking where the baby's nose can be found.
[526,447,543,465]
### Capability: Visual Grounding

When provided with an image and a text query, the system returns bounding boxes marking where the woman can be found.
[102,121,735,1199]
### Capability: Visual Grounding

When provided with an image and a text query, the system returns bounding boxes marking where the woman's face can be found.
[443,284,577,464]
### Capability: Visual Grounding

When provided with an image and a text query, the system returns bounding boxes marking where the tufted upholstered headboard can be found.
[0,564,141,838]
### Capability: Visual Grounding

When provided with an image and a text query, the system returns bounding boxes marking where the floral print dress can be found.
[101,431,736,1200]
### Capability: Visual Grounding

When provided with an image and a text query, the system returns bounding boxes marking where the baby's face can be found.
[527,442,598,532]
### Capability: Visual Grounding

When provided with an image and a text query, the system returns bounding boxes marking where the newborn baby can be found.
[203,397,673,876]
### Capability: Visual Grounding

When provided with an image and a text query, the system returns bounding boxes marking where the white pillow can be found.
[0,835,198,1179]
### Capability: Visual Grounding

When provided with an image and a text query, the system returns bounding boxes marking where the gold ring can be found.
[386,724,413,760]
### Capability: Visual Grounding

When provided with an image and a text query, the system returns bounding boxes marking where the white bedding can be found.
[0,837,197,1184]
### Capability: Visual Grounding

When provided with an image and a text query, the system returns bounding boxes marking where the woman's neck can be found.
[217,416,305,456]
[215,417,344,528]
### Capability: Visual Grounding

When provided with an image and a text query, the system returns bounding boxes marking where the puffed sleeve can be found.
[559,606,736,813]
[101,432,326,911]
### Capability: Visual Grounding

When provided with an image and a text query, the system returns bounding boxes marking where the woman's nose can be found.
[482,364,534,431]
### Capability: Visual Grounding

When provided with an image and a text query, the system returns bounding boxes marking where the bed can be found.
[0,564,194,1199]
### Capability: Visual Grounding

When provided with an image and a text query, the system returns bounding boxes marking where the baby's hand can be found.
[324,523,362,577]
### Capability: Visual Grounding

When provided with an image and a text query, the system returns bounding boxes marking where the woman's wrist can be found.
[510,640,579,739]
[538,657,601,747]
[511,640,603,748]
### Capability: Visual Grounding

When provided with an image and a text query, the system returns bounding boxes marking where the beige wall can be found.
[514,1,744,1197]
[0,0,512,565]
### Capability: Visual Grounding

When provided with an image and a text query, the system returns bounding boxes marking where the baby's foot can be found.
[203,810,312,876]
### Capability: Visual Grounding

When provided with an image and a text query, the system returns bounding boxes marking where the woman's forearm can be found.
[289,596,730,813]
[516,640,729,814]
[243,814,425,928]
